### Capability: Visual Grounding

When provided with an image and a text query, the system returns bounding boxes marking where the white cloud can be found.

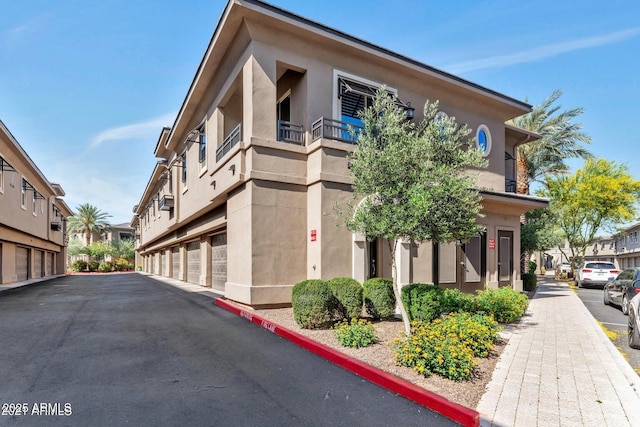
[446,27,640,74]
[90,113,175,148]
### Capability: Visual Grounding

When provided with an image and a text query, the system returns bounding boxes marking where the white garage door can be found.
[16,247,29,281]
[186,241,201,285]
[171,247,180,280]
[210,233,227,292]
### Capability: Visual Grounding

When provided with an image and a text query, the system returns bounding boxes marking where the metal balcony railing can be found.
[311,117,363,145]
[505,178,517,193]
[277,120,305,145]
[216,123,241,162]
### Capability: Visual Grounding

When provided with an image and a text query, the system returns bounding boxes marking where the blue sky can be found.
[1,0,638,224]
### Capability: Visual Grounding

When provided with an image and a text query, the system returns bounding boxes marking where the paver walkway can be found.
[477,280,640,426]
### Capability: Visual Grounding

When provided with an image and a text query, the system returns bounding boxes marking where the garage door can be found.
[45,252,53,276]
[171,247,180,280]
[16,247,29,281]
[33,250,43,279]
[186,241,200,285]
[211,233,227,292]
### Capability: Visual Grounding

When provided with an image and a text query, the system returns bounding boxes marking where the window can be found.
[21,179,26,208]
[198,128,206,164]
[476,124,492,157]
[119,232,133,241]
[181,153,187,185]
[277,93,291,122]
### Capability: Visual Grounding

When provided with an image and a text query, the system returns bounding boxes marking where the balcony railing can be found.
[277,120,305,145]
[216,123,242,162]
[505,178,517,193]
[311,117,363,145]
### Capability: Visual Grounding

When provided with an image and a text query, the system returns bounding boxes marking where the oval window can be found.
[476,124,492,157]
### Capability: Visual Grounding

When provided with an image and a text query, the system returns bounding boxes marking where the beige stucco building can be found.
[0,120,73,284]
[132,0,547,307]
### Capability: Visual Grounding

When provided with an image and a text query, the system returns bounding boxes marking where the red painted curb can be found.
[215,298,480,427]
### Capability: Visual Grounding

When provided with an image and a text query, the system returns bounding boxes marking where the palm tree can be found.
[67,203,112,246]
[509,90,593,195]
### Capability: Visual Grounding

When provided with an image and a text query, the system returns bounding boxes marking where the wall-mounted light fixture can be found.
[228,164,236,175]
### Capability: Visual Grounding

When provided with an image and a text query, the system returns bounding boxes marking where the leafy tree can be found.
[83,241,113,262]
[509,90,592,195]
[67,203,112,246]
[541,159,640,267]
[520,208,563,271]
[344,90,487,334]
[112,238,135,262]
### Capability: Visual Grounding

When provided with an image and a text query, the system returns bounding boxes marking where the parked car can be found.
[559,263,572,274]
[628,293,640,349]
[603,267,640,314]
[576,261,619,288]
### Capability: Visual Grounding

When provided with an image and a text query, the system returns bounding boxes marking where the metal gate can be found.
[16,247,29,281]
[210,233,227,292]
[186,241,201,285]
[171,247,180,280]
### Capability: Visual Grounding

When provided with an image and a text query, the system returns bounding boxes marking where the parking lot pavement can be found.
[0,274,458,426]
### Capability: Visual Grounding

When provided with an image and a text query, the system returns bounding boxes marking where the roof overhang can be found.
[480,190,548,216]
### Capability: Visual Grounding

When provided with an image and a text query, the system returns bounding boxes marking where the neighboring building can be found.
[132,0,547,307]
[542,234,619,272]
[614,225,640,269]
[68,222,134,263]
[0,120,73,284]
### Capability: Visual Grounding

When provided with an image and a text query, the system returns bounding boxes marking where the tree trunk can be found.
[516,154,529,195]
[389,239,411,335]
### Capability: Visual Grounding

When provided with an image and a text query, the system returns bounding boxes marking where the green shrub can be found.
[291,280,338,329]
[527,261,537,274]
[522,273,537,292]
[441,288,478,314]
[363,278,396,320]
[328,277,363,320]
[476,287,529,324]
[333,319,377,348]
[98,261,113,273]
[394,312,500,381]
[87,260,100,272]
[113,258,132,271]
[70,260,87,272]
[401,283,444,322]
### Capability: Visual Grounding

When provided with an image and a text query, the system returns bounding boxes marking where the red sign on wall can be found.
[310,229,317,242]
[489,238,495,249]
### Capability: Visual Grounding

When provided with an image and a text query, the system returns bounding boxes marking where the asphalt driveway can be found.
[0,274,456,426]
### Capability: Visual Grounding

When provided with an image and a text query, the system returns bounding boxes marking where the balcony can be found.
[277,120,305,145]
[311,117,363,145]
[216,123,242,162]
[505,179,517,193]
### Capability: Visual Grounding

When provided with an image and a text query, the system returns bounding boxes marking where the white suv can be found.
[577,261,619,288]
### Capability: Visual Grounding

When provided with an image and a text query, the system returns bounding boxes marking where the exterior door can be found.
[210,233,227,292]
[368,239,378,279]
[461,235,485,293]
[498,231,514,287]
[186,241,201,285]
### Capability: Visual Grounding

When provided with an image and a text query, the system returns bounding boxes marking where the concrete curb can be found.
[215,298,480,427]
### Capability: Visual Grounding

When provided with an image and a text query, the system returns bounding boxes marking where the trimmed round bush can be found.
[476,287,529,324]
[291,279,337,329]
[70,260,87,272]
[87,260,100,272]
[441,288,478,314]
[401,283,444,322]
[328,277,363,320]
[98,261,113,273]
[363,278,395,320]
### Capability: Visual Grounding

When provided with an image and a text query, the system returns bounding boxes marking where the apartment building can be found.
[0,120,73,284]
[132,0,547,307]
